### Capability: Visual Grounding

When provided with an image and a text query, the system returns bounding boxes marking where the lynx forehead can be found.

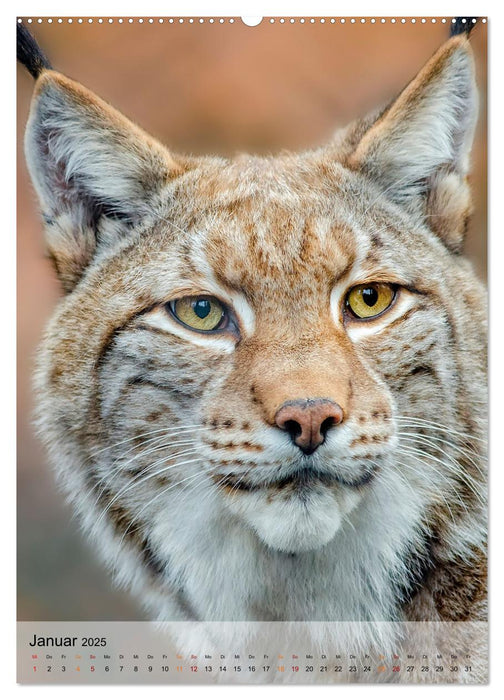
[20,20,486,647]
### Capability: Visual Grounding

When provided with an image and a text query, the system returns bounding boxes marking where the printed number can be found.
[334,666,342,672]
[363,666,372,672]
[61,666,66,672]
[305,665,313,672]
[148,666,153,672]
[161,666,169,672]
[319,665,327,672]
[205,666,212,672]
[219,666,227,672]
[248,666,256,672]
[104,666,109,672]
[292,666,299,672]
[435,666,444,672]
[450,666,459,672]
[81,637,106,647]
[349,665,357,673]
[262,666,270,672]
[46,666,51,672]
[464,666,472,673]
[234,666,241,672]
[190,666,198,672]
[421,666,429,672]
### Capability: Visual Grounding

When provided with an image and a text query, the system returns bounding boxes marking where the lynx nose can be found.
[274,399,344,455]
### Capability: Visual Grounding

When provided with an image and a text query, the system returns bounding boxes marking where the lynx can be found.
[19,22,486,651]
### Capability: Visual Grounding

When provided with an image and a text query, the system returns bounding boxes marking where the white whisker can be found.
[90,438,198,505]
[94,449,200,527]
[86,425,206,461]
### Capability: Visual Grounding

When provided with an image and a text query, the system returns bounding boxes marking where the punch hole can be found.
[241,17,263,26]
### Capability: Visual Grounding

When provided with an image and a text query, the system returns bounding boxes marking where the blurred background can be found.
[17,17,487,621]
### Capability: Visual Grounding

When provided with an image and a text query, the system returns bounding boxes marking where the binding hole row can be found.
[17,17,485,26]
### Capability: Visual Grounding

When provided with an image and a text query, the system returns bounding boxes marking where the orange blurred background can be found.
[17,17,487,620]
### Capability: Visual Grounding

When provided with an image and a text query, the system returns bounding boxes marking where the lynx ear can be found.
[25,71,183,291]
[348,36,478,252]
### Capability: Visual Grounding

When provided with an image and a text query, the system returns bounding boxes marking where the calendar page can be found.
[17,14,488,685]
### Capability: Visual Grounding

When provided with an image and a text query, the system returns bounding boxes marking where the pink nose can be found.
[274,398,344,455]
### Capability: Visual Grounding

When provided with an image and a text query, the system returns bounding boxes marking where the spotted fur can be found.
[23,33,486,660]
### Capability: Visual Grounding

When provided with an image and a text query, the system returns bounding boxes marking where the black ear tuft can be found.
[450,17,479,37]
[17,22,52,78]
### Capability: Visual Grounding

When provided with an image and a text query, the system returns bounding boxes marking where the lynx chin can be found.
[20,25,486,641]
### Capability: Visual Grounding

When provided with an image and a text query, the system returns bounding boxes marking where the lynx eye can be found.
[169,296,226,332]
[345,283,396,320]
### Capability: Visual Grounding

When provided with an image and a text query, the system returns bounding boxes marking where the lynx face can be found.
[24,34,486,622]
[93,169,407,555]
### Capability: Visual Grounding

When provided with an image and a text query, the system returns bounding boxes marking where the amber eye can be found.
[169,296,226,332]
[346,283,396,320]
